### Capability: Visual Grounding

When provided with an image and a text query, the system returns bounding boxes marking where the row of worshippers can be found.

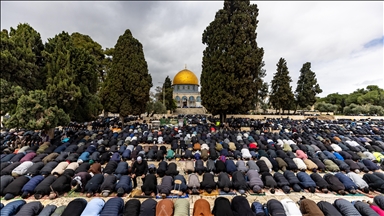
[2,194,384,216]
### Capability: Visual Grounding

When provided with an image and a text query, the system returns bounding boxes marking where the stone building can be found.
[172,66,202,108]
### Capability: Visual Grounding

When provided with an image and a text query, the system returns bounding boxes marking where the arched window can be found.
[175,96,180,101]
[189,96,195,101]
[196,96,201,102]
[182,96,187,102]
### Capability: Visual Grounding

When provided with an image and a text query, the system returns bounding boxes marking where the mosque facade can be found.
[172,66,202,108]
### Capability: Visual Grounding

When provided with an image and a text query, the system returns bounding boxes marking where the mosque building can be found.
[172,66,202,108]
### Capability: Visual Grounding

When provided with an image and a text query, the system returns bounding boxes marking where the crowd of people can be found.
[1,193,384,216]
[1,116,384,215]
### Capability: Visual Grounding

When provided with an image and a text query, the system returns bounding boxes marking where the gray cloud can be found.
[1,1,383,97]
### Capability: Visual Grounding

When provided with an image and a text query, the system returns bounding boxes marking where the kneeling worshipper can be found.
[261,172,277,194]
[231,195,256,216]
[323,174,346,195]
[49,169,75,199]
[333,198,363,216]
[187,173,201,194]
[84,173,104,197]
[193,199,213,216]
[334,172,358,194]
[157,175,173,198]
[212,197,234,216]
[316,201,342,216]
[298,196,325,216]
[246,169,264,194]
[232,170,248,195]
[363,173,384,193]
[217,172,232,193]
[310,172,329,193]
[141,173,158,196]
[200,172,216,194]
[346,171,370,193]
[297,171,317,193]
[33,175,58,199]
[273,172,291,194]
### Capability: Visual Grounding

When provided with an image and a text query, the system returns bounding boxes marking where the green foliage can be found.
[318,85,384,115]
[1,23,45,91]
[44,32,82,116]
[146,101,167,117]
[314,102,338,113]
[295,62,322,110]
[201,0,265,121]
[43,31,102,122]
[100,29,152,117]
[71,32,106,83]
[161,76,177,111]
[0,79,25,115]
[5,90,70,130]
[269,58,295,113]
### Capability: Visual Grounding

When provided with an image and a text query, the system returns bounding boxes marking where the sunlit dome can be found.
[173,67,199,86]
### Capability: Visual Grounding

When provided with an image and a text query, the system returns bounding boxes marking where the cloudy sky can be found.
[1,1,383,97]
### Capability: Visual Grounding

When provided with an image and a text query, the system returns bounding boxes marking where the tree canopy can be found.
[295,62,322,110]
[1,23,45,91]
[100,29,152,118]
[269,58,295,113]
[317,85,384,115]
[5,90,70,130]
[201,0,265,121]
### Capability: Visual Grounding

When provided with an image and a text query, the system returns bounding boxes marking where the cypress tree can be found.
[100,29,152,118]
[44,32,82,117]
[1,23,45,91]
[269,58,295,113]
[295,62,322,111]
[162,76,177,111]
[201,0,265,122]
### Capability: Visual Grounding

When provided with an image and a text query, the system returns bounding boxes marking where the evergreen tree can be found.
[0,79,25,116]
[71,32,106,83]
[100,29,152,118]
[295,62,322,111]
[44,32,82,117]
[5,90,70,131]
[43,32,102,121]
[201,0,265,122]
[1,23,45,91]
[269,58,295,113]
[162,76,177,111]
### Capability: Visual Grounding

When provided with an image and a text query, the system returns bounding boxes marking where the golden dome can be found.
[173,68,199,86]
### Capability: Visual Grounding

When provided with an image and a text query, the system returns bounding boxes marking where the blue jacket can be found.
[297,171,316,188]
[0,200,26,216]
[111,152,121,162]
[85,145,96,154]
[114,162,128,175]
[118,145,127,154]
[362,159,379,171]
[22,175,44,193]
[99,197,124,216]
[115,175,132,193]
[251,201,264,215]
[335,173,357,190]
[323,151,336,160]
[79,152,90,162]
[333,152,344,161]
[80,198,105,216]
[225,160,237,174]
[122,149,131,159]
